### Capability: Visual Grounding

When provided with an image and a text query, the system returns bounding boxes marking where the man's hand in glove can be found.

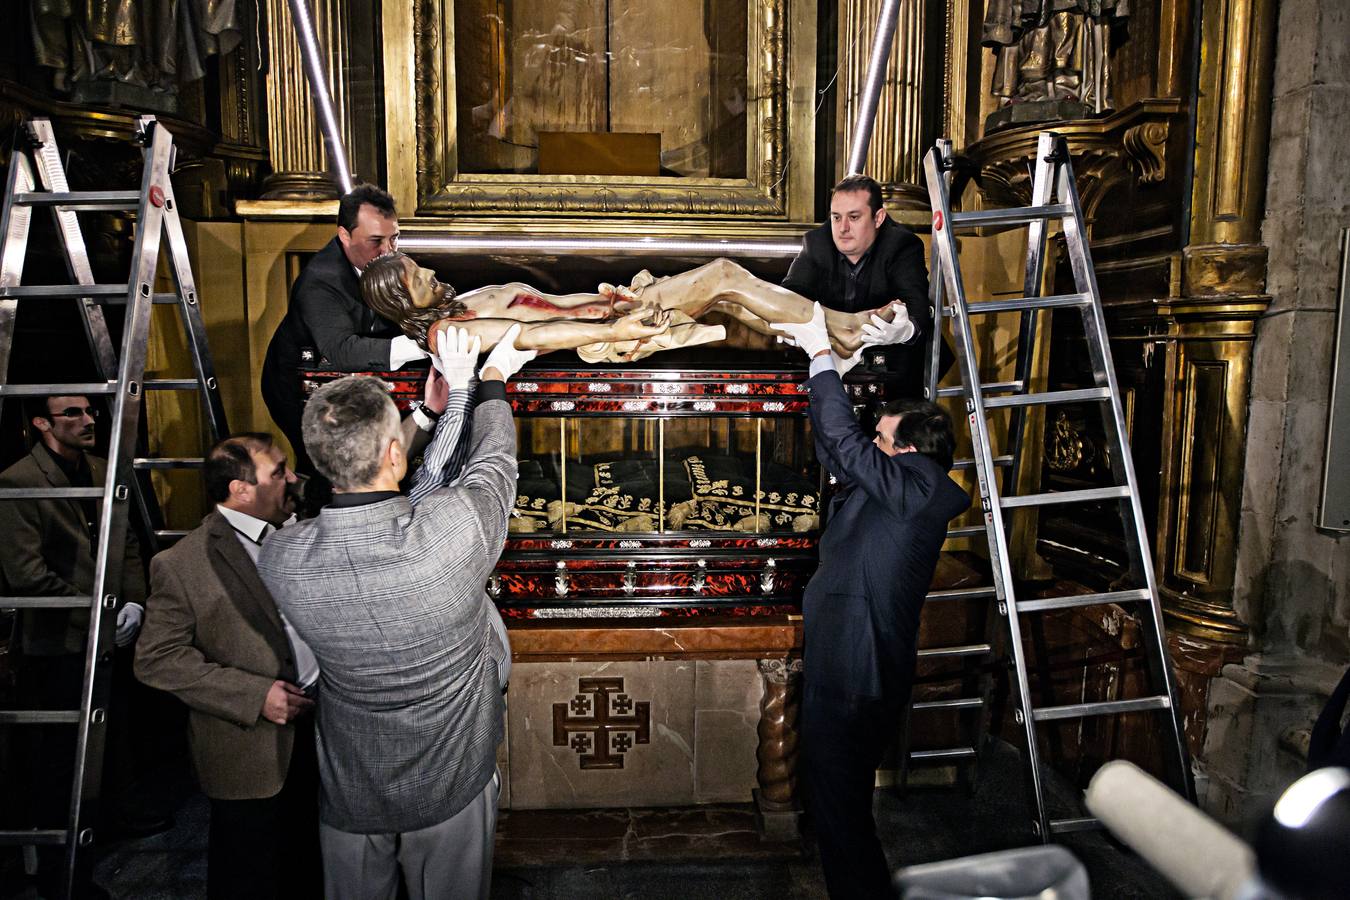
[114,602,144,647]
[432,325,481,391]
[480,324,538,381]
[860,302,916,347]
[770,302,833,359]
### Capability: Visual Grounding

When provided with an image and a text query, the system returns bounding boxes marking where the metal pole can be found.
[846,0,903,176]
[285,0,355,194]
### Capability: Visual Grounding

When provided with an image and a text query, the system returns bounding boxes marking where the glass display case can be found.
[301,359,890,617]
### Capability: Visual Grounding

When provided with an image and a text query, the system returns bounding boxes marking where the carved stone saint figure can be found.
[360,253,891,363]
[982,0,1130,116]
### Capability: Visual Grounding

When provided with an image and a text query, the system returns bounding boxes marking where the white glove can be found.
[479,323,538,381]
[433,325,481,390]
[770,302,832,359]
[389,334,430,369]
[114,602,144,647]
[860,302,916,346]
[833,347,865,376]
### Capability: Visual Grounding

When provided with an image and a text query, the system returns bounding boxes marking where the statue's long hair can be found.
[361,252,466,350]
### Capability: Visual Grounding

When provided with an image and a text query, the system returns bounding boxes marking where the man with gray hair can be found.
[256,324,534,900]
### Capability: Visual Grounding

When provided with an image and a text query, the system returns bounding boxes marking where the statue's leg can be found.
[641,258,891,354]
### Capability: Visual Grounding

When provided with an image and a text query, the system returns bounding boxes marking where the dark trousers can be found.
[800,683,905,900]
[207,714,322,900]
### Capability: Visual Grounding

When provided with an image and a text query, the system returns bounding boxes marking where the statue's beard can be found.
[399,281,467,350]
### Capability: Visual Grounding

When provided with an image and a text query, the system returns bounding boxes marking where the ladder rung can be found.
[134,458,205,469]
[13,190,140,210]
[0,829,69,846]
[0,284,128,299]
[1032,695,1171,722]
[908,747,978,761]
[938,380,1022,398]
[912,698,985,711]
[983,388,1110,410]
[917,643,992,659]
[95,293,181,306]
[0,710,83,724]
[927,586,997,602]
[949,204,1072,228]
[0,595,93,609]
[144,379,200,390]
[1000,486,1131,509]
[952,455,1013,471]
[1016,589,1151,613]
[945,525,987,539]
[0,382,115,396]
[0,487,104,500]
[961,293,1091,315]
[1049,817,1102,834]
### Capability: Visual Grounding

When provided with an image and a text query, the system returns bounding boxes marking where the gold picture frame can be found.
[383,0,817,221]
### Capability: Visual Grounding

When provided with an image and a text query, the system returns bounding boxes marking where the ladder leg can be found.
[1055,155,1194,801]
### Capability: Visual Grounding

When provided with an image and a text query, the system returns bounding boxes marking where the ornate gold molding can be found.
[966,99,1184,220]
[403,0,811,219]
[261,0,352,200]
[1189,0,1278,247]
[838,0,932,210]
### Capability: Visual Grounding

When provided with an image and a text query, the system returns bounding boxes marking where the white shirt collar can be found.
[217,504,272,544]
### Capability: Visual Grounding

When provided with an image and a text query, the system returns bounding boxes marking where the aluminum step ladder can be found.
[919,131,1193,838]
[0,116,228,897]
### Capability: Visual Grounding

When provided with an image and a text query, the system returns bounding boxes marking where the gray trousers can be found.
[319,771,499,900]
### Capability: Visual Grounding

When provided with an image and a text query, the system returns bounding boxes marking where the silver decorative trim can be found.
[762,401,786,412]
[760,558,777,594]
[693,400,716,412]
[586,382,613,393]
[550,400,576,411]
[654,382,681,394]
[689,539,712,548]
[756,538,779,548]
[487,573,501,600]
[622,400,649,411]
[554,560,569,598]
[532,606,663,619]
[623,561,637,596]
[726,384,750,394]
[618,539,641,549]
[550,539,573,549]
[516,382,539,392]
[692,559,707,594]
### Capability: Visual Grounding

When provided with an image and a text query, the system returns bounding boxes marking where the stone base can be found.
[505,658,763,809]
[1198,654,1345,829]
[752,787,800,842]
[71,81,178,115]
[984,100,1093,134]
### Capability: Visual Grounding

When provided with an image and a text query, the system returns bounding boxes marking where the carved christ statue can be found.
[360,253,892,363]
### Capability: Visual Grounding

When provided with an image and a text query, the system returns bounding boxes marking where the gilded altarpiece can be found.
[385,0,817,222]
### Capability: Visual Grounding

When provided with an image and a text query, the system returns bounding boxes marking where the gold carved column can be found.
[1156,0,1277,642]
[838,0,934,211]
[261,0,353,199]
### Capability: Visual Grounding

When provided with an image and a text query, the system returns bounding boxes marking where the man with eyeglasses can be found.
[261,184,429,482]
[0,394,162,897]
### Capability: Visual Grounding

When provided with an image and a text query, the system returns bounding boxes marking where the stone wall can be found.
[1203,0,1350,830]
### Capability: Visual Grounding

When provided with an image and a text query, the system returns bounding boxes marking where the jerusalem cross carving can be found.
[552,677,651,770]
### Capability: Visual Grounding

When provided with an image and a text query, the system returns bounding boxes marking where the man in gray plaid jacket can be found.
[257,324,534,900]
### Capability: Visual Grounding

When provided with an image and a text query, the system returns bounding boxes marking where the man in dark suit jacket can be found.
[783,174,935,398]
[261,184,427,476]
[773,305,971,899]
[135,433,321,899]
[0,394,151,896]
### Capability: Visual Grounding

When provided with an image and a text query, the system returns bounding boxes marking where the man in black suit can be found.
[782,174,934,397]
[261,184,428,476]
[772,304,971,899]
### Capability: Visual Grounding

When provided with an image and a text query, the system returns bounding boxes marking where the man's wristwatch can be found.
[409,401,441,433]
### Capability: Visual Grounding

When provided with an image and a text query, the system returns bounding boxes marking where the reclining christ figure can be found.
[360,252,899,364]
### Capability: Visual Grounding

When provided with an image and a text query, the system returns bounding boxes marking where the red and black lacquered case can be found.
[302,356,889,620]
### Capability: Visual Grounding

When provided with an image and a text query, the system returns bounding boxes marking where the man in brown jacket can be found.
[135,432,321,900]
[0,394,153,896]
